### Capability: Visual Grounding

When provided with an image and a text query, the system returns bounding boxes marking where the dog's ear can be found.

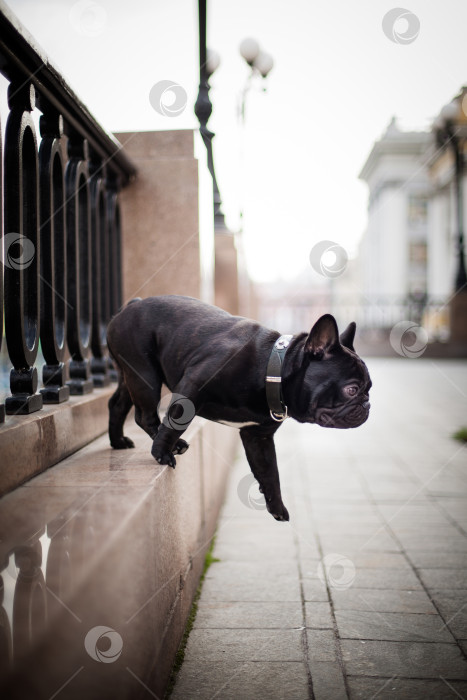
[340,321,356,352]
[304,314,340,358]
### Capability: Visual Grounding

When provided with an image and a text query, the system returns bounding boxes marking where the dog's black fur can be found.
[107,295,371,521]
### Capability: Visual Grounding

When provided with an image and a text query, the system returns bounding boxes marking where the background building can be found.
[350,94,467,350]
[358,117,432,332]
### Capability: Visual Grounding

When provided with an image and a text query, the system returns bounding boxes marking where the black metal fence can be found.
[0,6,136,421]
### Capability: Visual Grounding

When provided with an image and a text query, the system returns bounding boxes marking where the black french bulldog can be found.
[107,295,371,521]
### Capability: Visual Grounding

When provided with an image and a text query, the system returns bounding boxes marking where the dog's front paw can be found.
[267,500,289,522]
[111,436,135,449]
[174,439,189,455]
[151,443,176,468]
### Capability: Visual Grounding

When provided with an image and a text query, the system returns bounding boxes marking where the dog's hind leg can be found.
[123,370,162,440]
[150,380,197,467]
[109,377,135,449]
[122,367,190,461]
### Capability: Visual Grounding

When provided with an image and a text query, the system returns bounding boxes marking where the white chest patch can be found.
[217,420,260,429]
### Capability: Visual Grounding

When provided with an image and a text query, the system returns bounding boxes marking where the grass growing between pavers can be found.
[165,536,220,698]
[453,426,467,443]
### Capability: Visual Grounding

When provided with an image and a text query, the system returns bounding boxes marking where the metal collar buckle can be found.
[265,334,293,423]
[270,406,288,422]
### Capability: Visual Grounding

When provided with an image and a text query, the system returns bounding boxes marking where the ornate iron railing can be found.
[0,4,136,421]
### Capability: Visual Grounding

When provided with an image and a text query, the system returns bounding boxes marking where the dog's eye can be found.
[344,385,358,397]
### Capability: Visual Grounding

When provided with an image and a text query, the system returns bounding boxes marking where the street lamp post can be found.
[193,6,274,316]
[194,0,226,230]
[237,38,274,233]
[452,134,467,292]
[238,38,274,124]
[434,94,467,345]
[434,98,467,291]
[194,13,274,231]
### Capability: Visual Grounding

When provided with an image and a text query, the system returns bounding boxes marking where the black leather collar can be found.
[265,335,293,422]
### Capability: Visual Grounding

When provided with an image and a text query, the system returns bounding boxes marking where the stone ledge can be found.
[0,386,115,497]
[0,418,239,699]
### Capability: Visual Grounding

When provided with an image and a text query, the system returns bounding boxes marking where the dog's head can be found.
[286,315,371,429]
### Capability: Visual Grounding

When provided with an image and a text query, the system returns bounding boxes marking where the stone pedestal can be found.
[214,232,240,315]
[113,130,214,302]
[450,290,467,344]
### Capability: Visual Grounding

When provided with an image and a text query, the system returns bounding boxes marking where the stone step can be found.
[0,417,238,699]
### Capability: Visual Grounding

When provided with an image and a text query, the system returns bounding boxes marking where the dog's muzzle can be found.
[315,399,370,429]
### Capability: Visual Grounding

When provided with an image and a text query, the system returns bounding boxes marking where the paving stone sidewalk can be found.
[171,358,467,700]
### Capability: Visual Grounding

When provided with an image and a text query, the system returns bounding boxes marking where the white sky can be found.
[5,0,467,282]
